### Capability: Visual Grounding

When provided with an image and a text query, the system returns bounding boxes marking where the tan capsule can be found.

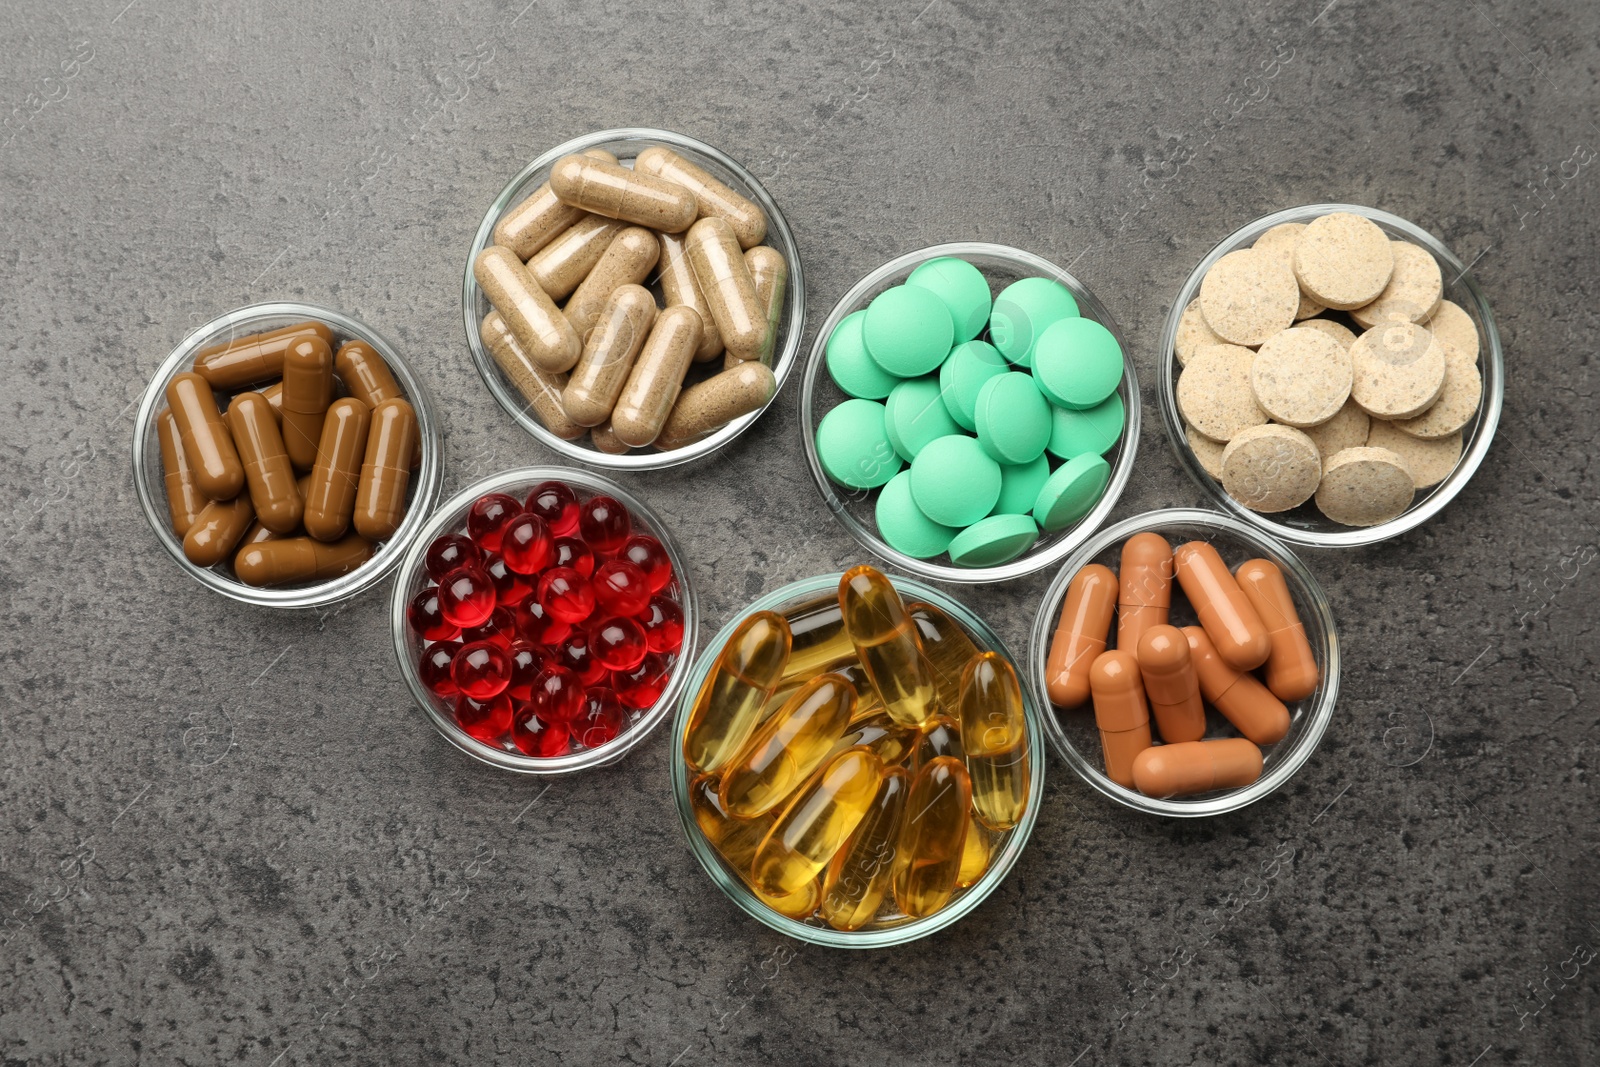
[685,217,767,362]
[634,145,768,247]
[239,520,281,549]
[491,147,617,259]
[561,284,657,427]
[333,339,401,407]
[654,361,777,451]
[526,215,625,300]
[156,409,206,536]
[260,381,283,422]
[547,153,697,233]
[279,335,334,472]
[235,534,373,587]
[193,321,333,390]
[479,311,584,441]
[226,392,303,534]
[563,226,660,338]
[303,397,370,542]
[474,245,583,373]
[611,305,703,447]
[183,495,254,567]
[1132,738,1263,799]
[726,245,786,369]
[589,421,631,454]
[164,371,243,501]
[658,232,724,363]
[353,398,417,540]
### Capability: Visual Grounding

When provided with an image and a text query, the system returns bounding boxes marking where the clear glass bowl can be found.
[1157,203,1504,547]
[1029,509,1339,818]
[799,242,1141,584]
[390,467,698,775]
[670,572,1047,947]
[462,127,805,469]
[131,301,443,609]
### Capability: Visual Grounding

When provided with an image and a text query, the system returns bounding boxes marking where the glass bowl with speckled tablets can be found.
[1031,509,1339,817]
[1158,203,1504,548]
[671,570,1045,947]
[132,301,444,609]
[463,127,805,469]
[799,242,1140,584]
[390,467,697,774]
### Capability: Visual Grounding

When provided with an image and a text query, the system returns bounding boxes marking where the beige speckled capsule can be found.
[612,305,704,448]
[491,148,617,259]
[635,146,767,249]
[474,245,583,373]
[480,312,584,441]
[548,154,698,233]
[725,245,786,369]
[562,284,657,427]
[655,361,777,451]
[658,232,724,363]
[590,421,632,455]
[527,215,626,300]
[686,217,767,363]
[563,227,660,339]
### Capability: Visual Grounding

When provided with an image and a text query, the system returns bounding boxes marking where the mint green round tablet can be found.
[989,277,1080,368]
[884,376,960,460]
[1048,392,1125,459]
[993,454,1051,515]
[876,471,959,558]
[909,435,1001,527]
[817,398,902,489]
[907,257,992,343]
[975,372,1051,465]
[863,285,954,377]
[948,514,1040,567]
[1032,316,1124,410]
[938,340,1007,431]
[1033,452,1111,532]
[827,309,900,399]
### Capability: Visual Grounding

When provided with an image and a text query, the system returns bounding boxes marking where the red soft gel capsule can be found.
[525,480,580,537]
[501,514,552,575]
[419,641,462,697]
[639,596,685,654]
[456,692,513,744]
[453,640,511,700]
[408,587,459,642]
[614,652,671,710]
[593,559,651,617]
[538,566,595,623]
[467,493,524,551]
[513,596,571,648]
[578,495,631,554]
[551,537,594,577]
[511,705,570,757]
[531,665,585,724]
[438,565,496,628]
[620,535,672,593]
[506,641,546,702]
[574,687,626,748]
[482,550,534,607]
[591,616,648,672]
[461,606,516,650]
[556,630,610,686]
[425,533,480,581]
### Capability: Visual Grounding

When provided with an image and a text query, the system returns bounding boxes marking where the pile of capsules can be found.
[157,319,418,586]
[1045,533,1320,798]
[475,144,788,454]
[406,480,685,756]
[683,564,1031,930]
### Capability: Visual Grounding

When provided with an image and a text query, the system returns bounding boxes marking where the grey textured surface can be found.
[2,0,1597,1063]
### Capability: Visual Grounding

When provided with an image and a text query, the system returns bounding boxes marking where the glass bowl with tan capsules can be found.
[463,128,804,469]
[1159,204,1504,547]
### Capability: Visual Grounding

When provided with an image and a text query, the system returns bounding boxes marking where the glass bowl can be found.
[799,242,1140,584]
[1030,509,1339,818]
[132,301,443,609]
[462,127,805,469]
[671,572,1046,947]
[390,467,698,775]
[1157,203,1504,547]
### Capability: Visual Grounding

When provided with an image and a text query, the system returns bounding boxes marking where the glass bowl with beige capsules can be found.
[463,128,804,469]
[1158,204,1504,547]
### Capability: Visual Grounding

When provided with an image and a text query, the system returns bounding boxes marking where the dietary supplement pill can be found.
[280,334,335,471]
[165,371,244,501]
[959,652,1030,830]
[657,232,724,363]
[562,284,657,427]
[1173,541,1271,671]
[779,594,857,683]
[475,244,584,373]
[907,601,983,713]
[753,747,883,896]
[893,755,970,918]
[1045,562,1117,708]
[1136,624,1207,743]
[611,305,702,448]
[303,397,370,542]
[193,320,333,390]
[156,408,206,536]
[720,673,856,818]
[635,145,768,248]
[235,534,374,587]
[548,153,698,233]
[563,226,660,339]
[685,216,767,363]
[840,565,941,730]
[333,339,401,408]
[480,311,585,441]
[527,215,626,300]
[1234,558,1320,702]
[491,147,617,259]
[183,494,255,567]
[820,765,908,931]
[226,391,303,534]
[683,610,792,773]
[1090,649,1153,788]
[1183,626,1290,745]
[353,398,417,541]
[1118,532,1173,655]
[738,244,787,367]
[653,361,776,451]
[1131,738,1263,798]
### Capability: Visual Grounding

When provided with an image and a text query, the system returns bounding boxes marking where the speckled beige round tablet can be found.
[1423,299,1480,362]
[1392,340,1481,439]
[1186,421,1227,478]
[1295,317,1358,350]
[1367,421,1462,488]
[1175,297,1225,366]
[1315,446,1415,526]
[1250,326,1353,427]
[1294,213,1395,310]
[1199,248,1300,346]
[1252,223,1326,320]
[1300,399,1370,468]
[1351,241,1443,327]
[1220,423,1322,513]
[1349,322,1447,419]
[1177,344,1269,442]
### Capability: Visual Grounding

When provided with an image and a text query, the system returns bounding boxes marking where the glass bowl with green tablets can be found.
[463,127,805,470]
[799,243,1140,583]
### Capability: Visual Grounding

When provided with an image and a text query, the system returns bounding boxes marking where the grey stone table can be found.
[2,0,1596,1063]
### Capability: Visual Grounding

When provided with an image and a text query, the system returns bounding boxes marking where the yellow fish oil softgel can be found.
[839,565,941,729]
[820,765,909,931]
[893,755,971,919]
[959,652,1030,831]
[683,611,791,773]
[719,673,856,818]
[753,747,883,897]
